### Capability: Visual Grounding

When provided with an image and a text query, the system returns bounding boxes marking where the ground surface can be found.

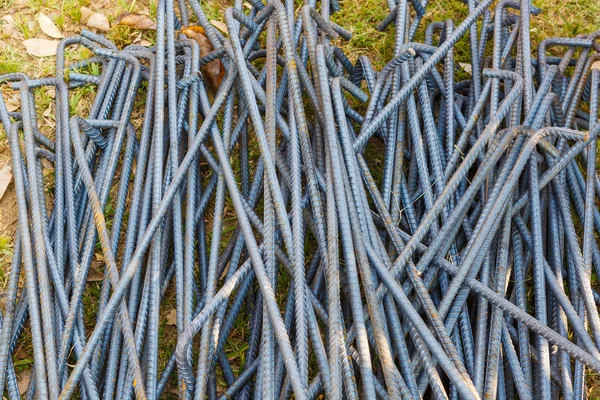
[0,0,599,397]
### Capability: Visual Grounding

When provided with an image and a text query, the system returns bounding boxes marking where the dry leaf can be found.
[38,12,63,39]
[592,61,600,71]
[132,34,152,47]
[182,25,205,34]
[41,156,53,176]
[459,62,472,74]
[80,6,93,22]
[43,104,52,118]
[80,7,110,31]
[1,15,15,36]
[0,162,12,200]
[116,12,156,30]
[41,158,52,170]
[15,348,28,360]
[87,268,104,282]
[23,38,59,57]
[182,26,225,89]
[1,15,14,24]
[243,2,252,9]
[88,260,105,282]
[166,309,177,325]
[5,95,19,112]
[210,20,228,35]
[18,369,30,395]
[87,13,110,31]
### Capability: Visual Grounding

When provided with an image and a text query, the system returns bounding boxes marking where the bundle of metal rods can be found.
[1,0,600,398]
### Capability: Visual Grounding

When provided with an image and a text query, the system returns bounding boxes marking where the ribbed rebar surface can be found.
[1,0,600,398]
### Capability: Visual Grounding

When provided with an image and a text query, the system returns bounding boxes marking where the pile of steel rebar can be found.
[1,0,600,398]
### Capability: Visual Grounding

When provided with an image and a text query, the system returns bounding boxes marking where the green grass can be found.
[332,0,396,68]
[13,15,33,39]
[0,47,24,74]
[331,0,600,69]
[0,0,15,9]
[0,235,12,289]
[0,0,599,395]
[62,0,87,23]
